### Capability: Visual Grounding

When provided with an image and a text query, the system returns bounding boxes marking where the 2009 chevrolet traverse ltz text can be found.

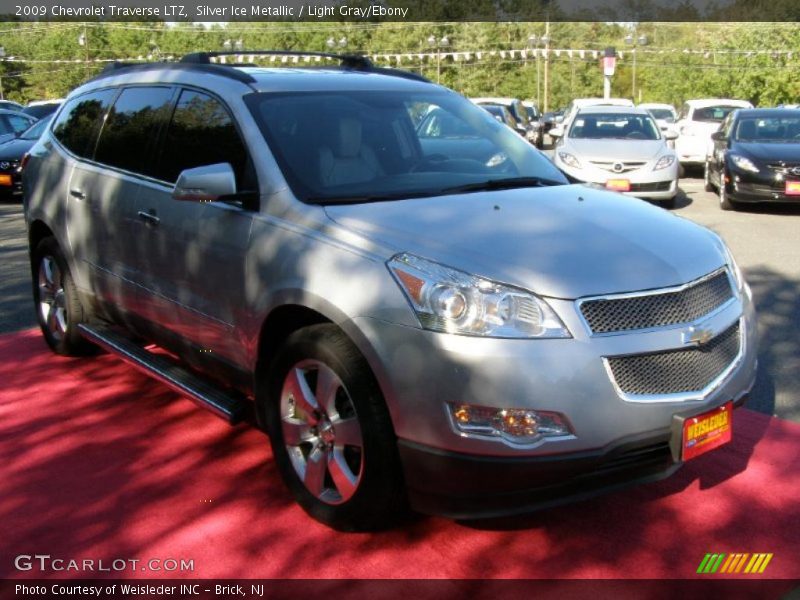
[23,51,757,531]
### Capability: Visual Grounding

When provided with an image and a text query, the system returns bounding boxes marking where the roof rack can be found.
[179,50,431,83]
[87,51,432,87]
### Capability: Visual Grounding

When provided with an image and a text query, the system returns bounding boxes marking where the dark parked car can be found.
[704,108,800,210]
[0,115,52,200]
[479,103,526,135]
[541,109,565,141]
[0,109,37,147]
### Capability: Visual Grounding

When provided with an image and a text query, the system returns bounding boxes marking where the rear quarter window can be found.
[51,90,116,158]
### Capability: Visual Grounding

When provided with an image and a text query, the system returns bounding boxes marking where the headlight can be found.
[558,152,581,169]
[653,155,676,170]
[723,244,746,294]
[388,253,571,339]
[730,154,760,173]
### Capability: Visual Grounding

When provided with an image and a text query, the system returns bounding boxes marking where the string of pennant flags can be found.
[0,46,797,66]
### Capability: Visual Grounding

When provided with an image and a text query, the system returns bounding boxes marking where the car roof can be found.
[638,103,675,110]
[75,62,437,98]
[732,108,800,117]
[576,105,651,115]
[0,108,34,117]
[683,98,753,108]
[570,98,634,107]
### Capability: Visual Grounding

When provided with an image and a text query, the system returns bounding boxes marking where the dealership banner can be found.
[0,0,799,22]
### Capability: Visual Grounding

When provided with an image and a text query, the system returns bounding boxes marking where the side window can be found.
[94,86,174,177]
[51,89,116,158]
[157,89,249,188]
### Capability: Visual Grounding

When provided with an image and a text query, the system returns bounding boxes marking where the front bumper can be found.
[349,282,757,517]
[557,161,678,200]
[725,171,800,204]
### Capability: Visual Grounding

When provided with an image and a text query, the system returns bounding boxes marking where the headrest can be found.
[336,117,362,158]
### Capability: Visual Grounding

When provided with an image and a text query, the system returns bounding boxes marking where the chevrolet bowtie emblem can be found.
[683,326,715,346]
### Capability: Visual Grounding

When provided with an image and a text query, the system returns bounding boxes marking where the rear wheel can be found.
[264,324,407,531]
[32,237,94,356]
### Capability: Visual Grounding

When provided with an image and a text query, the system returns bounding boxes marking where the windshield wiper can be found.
[442,176,564,194]
[308,191,435,205]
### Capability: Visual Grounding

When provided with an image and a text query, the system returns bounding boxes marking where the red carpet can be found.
[1,328,799,580]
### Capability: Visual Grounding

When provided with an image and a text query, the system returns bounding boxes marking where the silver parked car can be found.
[551,106,680,207]
[24,51,757,530]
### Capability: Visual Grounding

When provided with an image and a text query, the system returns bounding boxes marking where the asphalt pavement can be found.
[2,177,799,423]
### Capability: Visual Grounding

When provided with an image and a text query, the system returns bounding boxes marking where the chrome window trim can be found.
[602,316,745,404]
[576,267,736,337]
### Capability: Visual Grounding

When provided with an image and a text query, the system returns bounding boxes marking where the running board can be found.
[77,323,246,425]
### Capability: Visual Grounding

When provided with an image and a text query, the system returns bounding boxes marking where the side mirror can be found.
[549,127,564,138]
[663,129,679,141]
[172,163,237,202]
[710,131,727,142]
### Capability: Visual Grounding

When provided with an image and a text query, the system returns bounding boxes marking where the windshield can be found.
[734,116,800,142]
[21,116,52,140]
[245,90,566,204]
[693,106,741,123]
[568,113,661,140]
[647,108,675,122]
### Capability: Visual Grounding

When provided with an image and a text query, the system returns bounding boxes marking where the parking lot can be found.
[2,173,799,423]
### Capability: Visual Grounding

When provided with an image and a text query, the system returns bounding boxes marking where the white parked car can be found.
[559,97,634,132]
[550,106,679,207]
[674,99,753,167]
[638,103,677,131]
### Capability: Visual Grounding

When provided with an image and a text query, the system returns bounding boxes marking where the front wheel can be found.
[32,237,94,356]
[704,161,715,192]
[719,177,737,211]
[264,324,407,531]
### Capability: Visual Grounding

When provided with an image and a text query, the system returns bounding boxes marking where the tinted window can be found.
[157,89,248,186]
[692,106,741,123]
[52,90,115,158]
[20,115,53,141]
[569,113,660,140]
[8,114,33,132]
[734,116,800,142]
[95,87,174,176]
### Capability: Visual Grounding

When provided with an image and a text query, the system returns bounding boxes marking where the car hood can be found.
[0,137,35,160]
[325,185,726,299]
[563,139,666,161]
[733,141,800,163]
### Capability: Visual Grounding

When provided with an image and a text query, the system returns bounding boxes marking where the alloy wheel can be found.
[38,255,67,341]
[280,359,364,505]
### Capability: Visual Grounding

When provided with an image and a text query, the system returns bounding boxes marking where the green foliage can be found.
[0,21,798,109]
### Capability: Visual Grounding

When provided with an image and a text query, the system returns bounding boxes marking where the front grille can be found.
[580,270,734,334]
[767,162,800,174]
[629,181,672,192]
[607,321,740,396]
[589,160,647,173]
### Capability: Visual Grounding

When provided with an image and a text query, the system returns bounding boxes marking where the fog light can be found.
[448,403,573,445]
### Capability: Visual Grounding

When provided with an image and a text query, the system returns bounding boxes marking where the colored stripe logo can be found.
[697,553,773,574]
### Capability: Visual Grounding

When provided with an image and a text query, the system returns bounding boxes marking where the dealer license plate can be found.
[605,178,631,192]
[680,402,733,461]
[785,181,800,196]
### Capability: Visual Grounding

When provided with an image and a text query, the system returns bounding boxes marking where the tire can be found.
[264,324,407,531]
[703,161,715,192]
[32,237,95,356]
[660,195,676,209]
[719,177,737,211]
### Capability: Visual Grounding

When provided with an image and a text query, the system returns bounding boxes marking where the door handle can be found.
[137,210,160,226]
[69,188,86,200]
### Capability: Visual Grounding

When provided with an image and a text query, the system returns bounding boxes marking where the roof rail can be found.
[179,50,432,83]
[181,50,373,70]
[89,61,257,84]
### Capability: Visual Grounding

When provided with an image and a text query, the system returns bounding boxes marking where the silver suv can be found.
[24,51,757,531]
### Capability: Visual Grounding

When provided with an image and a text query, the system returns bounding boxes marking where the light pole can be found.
[541,28,551,113]
[427,35,449,84]
[0,47,5,100]
[527,34,541,110]
[625,33,648,103]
